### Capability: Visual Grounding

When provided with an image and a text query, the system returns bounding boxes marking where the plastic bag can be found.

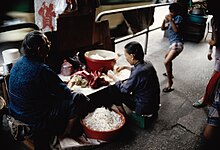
[61,59,73,76]
[69,52,86,72]
[55,0,67,14]
[7,115,33,141]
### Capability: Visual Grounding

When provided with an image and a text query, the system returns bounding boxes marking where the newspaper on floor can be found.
[59,134,106,149]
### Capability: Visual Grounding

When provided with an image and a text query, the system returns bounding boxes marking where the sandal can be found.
[162,73,174,78]
[162,87,174,93]
[192,100,206,108]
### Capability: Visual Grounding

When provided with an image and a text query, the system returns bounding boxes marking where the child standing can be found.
[161,2,184,92]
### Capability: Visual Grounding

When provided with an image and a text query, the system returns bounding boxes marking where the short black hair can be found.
[20,30,48,57]
[169,2,181,14]
[124,41,144,61]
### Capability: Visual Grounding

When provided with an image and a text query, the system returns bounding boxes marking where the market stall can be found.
[35,0,113,73]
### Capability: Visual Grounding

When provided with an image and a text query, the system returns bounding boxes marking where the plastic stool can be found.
[129,111,158,129]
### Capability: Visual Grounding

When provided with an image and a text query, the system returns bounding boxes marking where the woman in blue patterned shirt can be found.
[107,41,160,118]
[8,30,90,149]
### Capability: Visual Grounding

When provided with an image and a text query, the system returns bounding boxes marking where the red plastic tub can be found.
[80,111,126,141]
[84,49,118,73]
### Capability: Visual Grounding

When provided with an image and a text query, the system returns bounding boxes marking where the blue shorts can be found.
[207,117,220,127]
[207,102,220,127]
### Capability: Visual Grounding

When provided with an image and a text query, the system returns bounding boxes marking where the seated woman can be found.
[107,41,160,118]
[7,30,90,149]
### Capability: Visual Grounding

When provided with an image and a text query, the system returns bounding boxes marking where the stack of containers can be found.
[1,48,20,75]
[2,48,20,64]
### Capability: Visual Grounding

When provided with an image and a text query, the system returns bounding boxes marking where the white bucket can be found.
[2,48,20,64]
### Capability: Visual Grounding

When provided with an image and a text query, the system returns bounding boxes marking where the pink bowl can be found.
[84,49,118,73]
[80,111,126,141]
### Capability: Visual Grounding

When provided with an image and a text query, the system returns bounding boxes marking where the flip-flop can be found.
[162,73,168,76]
[162,87,174,93]
[192,100,206,108]
[163,73,174,78]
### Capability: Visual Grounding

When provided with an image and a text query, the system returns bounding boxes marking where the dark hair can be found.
[20,30,49,57]
[169,2,181,15]
[124,41,144,62]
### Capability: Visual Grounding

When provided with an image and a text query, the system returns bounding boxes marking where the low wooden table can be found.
[59,69,130,113]
[58,68,130,96]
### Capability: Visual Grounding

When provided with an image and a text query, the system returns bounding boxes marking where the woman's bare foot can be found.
[192,97,206,108]
[61,117,82,139]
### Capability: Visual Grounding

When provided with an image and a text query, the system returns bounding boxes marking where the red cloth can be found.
[203,72,220,105]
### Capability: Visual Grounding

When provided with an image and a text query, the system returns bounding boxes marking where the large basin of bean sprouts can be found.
[80,107,126,141]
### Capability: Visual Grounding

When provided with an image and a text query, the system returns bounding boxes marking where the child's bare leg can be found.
[208,39,216,46]
[165,61,173,88]
[164,50,176,88]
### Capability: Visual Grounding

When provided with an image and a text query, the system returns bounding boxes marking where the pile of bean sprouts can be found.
[82,107,123,131]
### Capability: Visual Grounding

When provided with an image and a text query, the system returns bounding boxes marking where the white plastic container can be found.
[2,48,20,64]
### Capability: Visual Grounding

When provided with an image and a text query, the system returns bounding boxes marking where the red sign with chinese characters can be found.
[37,2,56,31]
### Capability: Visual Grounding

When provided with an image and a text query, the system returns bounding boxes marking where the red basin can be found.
[84,49,118,73]
[80,111,126,141]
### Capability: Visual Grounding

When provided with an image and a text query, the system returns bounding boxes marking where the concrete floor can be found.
[0,5,214,150]
[94,30,211,150]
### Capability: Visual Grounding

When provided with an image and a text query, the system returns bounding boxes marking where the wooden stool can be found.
[22,139,34,150]
[7,115,51,150]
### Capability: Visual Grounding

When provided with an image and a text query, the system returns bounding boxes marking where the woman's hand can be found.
[115,65,130,72]
[107,70,115,79]
[107,70,120,82]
